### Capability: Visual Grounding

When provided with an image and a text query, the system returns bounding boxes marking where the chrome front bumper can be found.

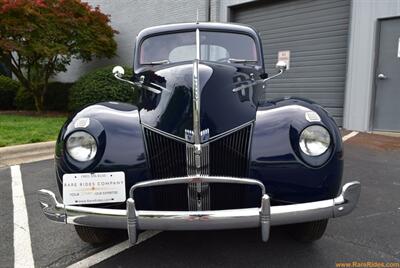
[38,176,361,245]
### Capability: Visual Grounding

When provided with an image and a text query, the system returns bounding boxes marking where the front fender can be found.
[55,102,149,206]
[249,98,343,203]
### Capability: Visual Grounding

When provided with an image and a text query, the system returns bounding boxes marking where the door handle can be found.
[377,73,388,80]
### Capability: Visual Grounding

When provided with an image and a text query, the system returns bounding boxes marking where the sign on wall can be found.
[398,37,400,58]
[278,50,290,70]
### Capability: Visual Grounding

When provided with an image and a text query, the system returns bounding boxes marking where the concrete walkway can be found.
[0,141,55,167]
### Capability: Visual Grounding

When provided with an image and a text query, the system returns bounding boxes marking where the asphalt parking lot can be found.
[0,132,399,268]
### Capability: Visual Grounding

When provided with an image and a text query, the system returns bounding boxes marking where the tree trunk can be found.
[33,93,44,112]
[31,84,45,112]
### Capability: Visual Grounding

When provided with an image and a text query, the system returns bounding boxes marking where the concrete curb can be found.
[0,141,55,167]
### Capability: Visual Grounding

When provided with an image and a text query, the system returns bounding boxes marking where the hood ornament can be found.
[185,128,209,143]
[185,28,211,211]
[192,28,201,145]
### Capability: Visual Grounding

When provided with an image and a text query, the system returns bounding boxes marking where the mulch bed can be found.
[346,132,400,151]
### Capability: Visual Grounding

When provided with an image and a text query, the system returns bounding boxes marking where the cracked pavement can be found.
[0,134,399,267]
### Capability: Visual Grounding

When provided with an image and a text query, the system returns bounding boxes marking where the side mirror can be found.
[275,61,287,72]
[112,65,162,94]
[112,66,125,78]
[261,61,287,83]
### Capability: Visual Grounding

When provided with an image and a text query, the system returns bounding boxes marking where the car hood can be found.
[138,61,260,141]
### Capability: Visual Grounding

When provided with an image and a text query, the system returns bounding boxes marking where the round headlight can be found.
[66,131,97,162]
[299,125,331,156]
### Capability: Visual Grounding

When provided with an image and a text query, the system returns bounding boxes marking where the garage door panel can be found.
[261,41,348,53]
[266,59,346,71]
[236,0,346,21]
[276,73,347,80]
[236,5,349,27]
[325,108,344,117]
[290,47,347,56]
[262,35,348,49]
[271,83,345,90]
[281,92,345,100]
[272,52,347,62]
[265,48,347,59]
[256,16,349,35]
[264,53,347,64]
[263,29,349,45]
[265,87,345,94]
[259,22,349,41]
[241,12,349,30]
[267,77,345,84]
[265,93,344,106]
[232,0,350,125]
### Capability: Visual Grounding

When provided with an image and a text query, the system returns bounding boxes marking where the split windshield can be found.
[139,31,258,65]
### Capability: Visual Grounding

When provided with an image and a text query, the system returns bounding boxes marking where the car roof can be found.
[136,22,259,40]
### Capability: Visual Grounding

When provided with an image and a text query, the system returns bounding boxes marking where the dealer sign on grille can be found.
[63,172,126,205]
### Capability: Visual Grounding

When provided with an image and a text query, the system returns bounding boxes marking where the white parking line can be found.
[66,231,161,268]
[342,131,359,142]
[11,165,35,268]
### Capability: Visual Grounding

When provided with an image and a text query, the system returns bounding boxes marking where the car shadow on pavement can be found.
[93,227,340,268]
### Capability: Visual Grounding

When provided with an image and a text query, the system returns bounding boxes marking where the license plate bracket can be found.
[63,172,126,205]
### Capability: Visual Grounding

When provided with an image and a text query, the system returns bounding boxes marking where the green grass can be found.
[0,115,67,147]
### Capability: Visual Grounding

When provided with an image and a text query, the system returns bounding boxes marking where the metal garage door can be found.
[231,0,350,125]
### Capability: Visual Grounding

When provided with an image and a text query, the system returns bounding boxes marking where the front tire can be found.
[74,225,125,244]
[286,219,328,242]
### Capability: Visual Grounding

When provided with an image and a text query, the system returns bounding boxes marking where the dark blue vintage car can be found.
[39,22,360,245]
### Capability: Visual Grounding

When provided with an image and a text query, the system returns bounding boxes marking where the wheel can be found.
[286,219,328,242]
[74,225,126,244]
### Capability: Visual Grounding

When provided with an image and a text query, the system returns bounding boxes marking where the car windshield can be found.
[139,31,258,65]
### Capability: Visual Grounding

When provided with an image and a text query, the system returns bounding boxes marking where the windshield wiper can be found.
[228,58,257,64]
[142,60,169,65]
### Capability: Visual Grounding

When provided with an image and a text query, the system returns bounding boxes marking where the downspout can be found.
[206,0,211,22]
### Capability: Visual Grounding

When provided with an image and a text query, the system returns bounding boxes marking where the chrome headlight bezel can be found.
[66,131,98,162]
[299,125,331,157]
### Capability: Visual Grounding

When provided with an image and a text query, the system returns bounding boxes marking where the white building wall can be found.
[56,0,207,82]
[344,0,400,131]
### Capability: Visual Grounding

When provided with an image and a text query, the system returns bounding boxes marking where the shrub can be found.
[68,66,139,111]
[0,75,21,110]
[14,88,35,110]
[44,82,74,111]
[15,82,73,111]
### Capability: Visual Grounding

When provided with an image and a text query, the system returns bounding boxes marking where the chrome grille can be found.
[209,125,252,209]
[143,127,186,179]
[209,125,252,177]
[142,124,252,211]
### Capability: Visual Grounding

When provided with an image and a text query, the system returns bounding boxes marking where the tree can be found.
[0,0,117,111]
